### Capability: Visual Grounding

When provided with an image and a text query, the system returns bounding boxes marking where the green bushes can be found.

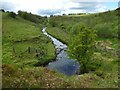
[60,23,66,29]
[18,10,39,23]
[48,9,118,39]
[8,12,16,18]
[18,10,47,24]
[94,23,115,38]
[69,23,84,35]
[68,24,97,74]
[49,18,57,27]
[0,9,5,12]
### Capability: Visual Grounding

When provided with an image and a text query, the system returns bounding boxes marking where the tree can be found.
[49,18,56,27]
[18,10,39,24]
[62,14,66,16]
[0,9,5,12]
[68,24,96,74]
[50,15,53,17]
[8,12,16,18]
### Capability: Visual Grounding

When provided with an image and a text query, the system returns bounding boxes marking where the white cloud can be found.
[0,0,119,16]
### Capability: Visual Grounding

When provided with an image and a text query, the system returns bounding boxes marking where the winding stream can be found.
[42,27,80,76]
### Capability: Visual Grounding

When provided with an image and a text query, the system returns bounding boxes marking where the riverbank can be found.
[46,27,70,45]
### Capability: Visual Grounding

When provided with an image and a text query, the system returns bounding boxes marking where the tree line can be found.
[1,9,47,25]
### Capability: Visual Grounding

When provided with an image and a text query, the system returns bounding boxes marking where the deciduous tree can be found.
[68,24,96,74]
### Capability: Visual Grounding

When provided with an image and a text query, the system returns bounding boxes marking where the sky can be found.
[0,0,119,16]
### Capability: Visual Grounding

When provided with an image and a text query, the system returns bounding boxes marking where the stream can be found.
[42,27,80,76]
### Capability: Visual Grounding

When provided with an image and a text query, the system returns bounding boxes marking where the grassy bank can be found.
[46,27,70,45]
[2,12,56,66]
[2,60,118,88]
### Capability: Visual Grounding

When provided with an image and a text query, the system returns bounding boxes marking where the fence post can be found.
[28,47,30,53]
[36,49,39,57]
[13,46,15,53]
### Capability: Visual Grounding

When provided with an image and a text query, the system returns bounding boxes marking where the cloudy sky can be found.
[0,0,119,16]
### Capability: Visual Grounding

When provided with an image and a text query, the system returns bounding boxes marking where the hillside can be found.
[46,9,119,87]
[47,9,119,44]
[2,9,119,88]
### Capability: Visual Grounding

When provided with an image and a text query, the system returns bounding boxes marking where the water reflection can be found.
[42,27,80,76]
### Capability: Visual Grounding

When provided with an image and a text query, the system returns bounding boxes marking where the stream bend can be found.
[42,27,80,76]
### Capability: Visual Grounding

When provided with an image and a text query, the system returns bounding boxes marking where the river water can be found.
[42,27,80,76]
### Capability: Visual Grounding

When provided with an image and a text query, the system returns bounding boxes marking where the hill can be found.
[47,9,118,44]
[46,9,119,87]
[2,9,119,88]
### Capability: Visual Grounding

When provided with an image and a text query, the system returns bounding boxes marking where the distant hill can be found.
[48,8,118,41]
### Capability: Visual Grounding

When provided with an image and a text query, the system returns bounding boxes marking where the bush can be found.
[60,23,66,29]
[8,12,16,18]
[94,23,114,38]
[0,9,5,12]
[18,10,46,24]
[68,24,97,74]
[49,18,56,27]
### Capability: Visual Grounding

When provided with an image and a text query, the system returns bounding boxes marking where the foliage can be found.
[94,23,116,38]
[68,24,97,74]
[46,9,118,88]
[8,12,16,18]
[50,15,53,17]
[0,9,5,12]
[60,23,66,29]
[2,9,119,88]
[49,17,57,27]
[48,9,118,39]
[68,13,86,15]
[18,10,47,24]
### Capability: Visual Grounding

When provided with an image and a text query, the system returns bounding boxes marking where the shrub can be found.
[68,24,97,74]
[60,23,66,29]
[8,12,16,18]
[94,23,114,38]
[18,10,45,24]
[49,18,56,27]
[0,9,5,12]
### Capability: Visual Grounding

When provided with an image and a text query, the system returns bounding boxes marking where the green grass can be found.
[2,13,41,42]
[46,9,119,88]
[46,27,71,44]
[48,10,118,39]
[2,10,119,88]
[2,12,58,88]
[2,12,56,67]
[2,62,118,88]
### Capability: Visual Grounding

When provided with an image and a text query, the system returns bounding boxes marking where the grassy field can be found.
[2,9,119,88]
